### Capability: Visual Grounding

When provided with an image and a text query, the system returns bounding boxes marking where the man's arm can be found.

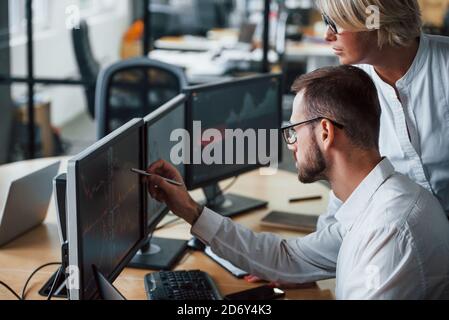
[146,160,343,284]
[192,208,344,284]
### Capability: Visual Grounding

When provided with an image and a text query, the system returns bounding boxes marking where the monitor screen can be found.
[67,119,146,300]
[185,74,282,190]
[144,94,186,230]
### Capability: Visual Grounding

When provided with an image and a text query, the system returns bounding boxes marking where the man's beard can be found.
[298,136,327,184]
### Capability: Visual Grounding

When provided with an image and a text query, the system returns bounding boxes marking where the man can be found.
[146,66,449,299]
[316,0,449,229]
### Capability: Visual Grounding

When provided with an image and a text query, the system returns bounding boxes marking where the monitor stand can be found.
[92,265,126,300]
[201,183,268,218]
[128,236,187,270]
[39,266,67,299]
[40,174,69,299]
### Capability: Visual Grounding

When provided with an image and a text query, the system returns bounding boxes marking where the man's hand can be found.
[146,160,203,225]
[244,275,317,290]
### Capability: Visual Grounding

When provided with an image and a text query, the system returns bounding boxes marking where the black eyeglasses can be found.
[322,14,340,35]
[281,117,345,145]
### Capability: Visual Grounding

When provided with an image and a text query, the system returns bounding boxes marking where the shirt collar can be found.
[335,158,395,231]
[368,34,428,90]
[396,33,428,87]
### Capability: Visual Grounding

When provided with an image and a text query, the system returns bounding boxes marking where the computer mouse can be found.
[187,237,206,251]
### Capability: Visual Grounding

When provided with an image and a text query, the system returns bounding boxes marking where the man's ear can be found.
[319,119,335,151]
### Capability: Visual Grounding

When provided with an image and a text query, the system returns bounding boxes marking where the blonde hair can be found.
[317,0,422,48]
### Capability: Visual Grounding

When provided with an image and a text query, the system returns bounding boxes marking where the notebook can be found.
[260,211,318,233]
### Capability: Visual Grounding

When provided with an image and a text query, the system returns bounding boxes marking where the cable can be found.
[221,176,239,194]
[21,262,61,300]
[155,216,182,231]
[0,281,21,300]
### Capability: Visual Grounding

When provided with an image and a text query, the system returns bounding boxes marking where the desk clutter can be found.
[8,95,68,162]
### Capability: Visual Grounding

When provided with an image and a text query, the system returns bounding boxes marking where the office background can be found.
[0,0,448,165]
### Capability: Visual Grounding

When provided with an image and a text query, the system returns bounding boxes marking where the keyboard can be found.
[144,270,222,300]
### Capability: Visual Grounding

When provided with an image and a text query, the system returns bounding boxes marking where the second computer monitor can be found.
[127,94,188,271]
[144,94,186,228]
[186,74,283,189]
[184,74,283,217]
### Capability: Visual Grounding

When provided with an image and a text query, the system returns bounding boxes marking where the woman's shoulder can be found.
[424,34,449,76]
[424,33,449,51]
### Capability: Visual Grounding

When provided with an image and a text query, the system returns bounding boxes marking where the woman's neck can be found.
[371,38,420,87]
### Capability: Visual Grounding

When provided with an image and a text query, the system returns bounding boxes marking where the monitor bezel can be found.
[184,73,284,191]
[143,94,187,232]
[67,118,148,300]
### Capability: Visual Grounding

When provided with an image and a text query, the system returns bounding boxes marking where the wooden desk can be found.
[0,158,335,300]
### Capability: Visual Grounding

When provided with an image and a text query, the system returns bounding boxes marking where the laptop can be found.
[228,23,257,51]
[238,23,257,45]
[0,160,60,247]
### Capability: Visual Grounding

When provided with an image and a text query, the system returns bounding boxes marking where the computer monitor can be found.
[129,94,188,270]
[67,119,147,300]
[184,74,283,217]
[145,94,187,222]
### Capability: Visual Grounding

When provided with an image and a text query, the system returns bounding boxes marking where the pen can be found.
[289,196,322,203]
[131,168,184,187]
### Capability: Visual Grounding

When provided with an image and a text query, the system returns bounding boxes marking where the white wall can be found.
[10,0,132,127]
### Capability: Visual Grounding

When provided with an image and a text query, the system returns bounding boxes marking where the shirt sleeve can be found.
[316,190,343,231]
[191,207,345,284]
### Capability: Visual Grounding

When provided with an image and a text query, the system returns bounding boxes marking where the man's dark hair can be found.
[291,65,381,150]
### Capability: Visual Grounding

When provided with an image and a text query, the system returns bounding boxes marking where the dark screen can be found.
[189,76,281,187]
[146,100,186,227]
[76,125,143,300]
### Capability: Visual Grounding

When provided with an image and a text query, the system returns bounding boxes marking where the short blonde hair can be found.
[317,0,422,48]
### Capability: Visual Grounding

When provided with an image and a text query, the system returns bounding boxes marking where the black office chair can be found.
[72,20,100,119]
[95,58,188,139]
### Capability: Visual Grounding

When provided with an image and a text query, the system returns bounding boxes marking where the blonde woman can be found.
[316,0,449,229]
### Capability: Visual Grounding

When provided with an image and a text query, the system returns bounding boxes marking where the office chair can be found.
[72,20,100,119]
[95,57,188,139]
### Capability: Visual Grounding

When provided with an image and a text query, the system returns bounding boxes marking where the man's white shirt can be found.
[191,159,449,299]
